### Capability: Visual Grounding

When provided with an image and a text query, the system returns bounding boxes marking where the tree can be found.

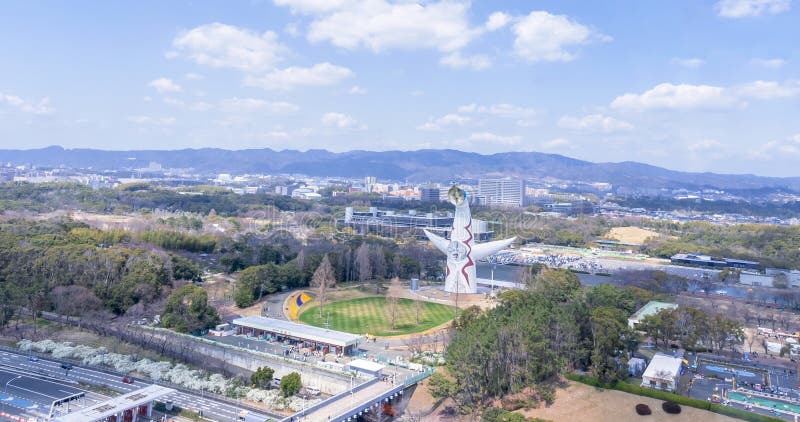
[355,243,372,283]
[280,372,302,397]
[386,277,401,331]
[773,273,789,289]
[311,254,336,317]
[234,265,277,308]
[161,284,219,334]
[590,307,630,383]
[250,366,274,389]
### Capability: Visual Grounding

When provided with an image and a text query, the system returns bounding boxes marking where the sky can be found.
[0,0,798,177]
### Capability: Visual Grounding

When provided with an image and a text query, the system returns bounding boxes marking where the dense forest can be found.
[0,219,203,325]
[0,182,311,215]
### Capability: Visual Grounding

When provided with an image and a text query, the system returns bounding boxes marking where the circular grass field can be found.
[298,296,458,336]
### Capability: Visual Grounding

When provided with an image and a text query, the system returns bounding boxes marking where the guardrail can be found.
[280,377,378,422]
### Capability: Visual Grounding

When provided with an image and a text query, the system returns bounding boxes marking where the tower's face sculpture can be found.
[447,185,466,206]
[424,185,516,294]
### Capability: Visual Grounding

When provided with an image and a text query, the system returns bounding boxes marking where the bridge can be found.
[282,368,433,422]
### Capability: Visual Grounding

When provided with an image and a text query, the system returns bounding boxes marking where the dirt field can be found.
[518,382,737,422]
[406,380,737,421]
[604,226,662,245]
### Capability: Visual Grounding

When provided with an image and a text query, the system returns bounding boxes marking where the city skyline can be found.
[1,0,799,176]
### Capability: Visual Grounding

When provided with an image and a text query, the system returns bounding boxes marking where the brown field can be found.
[604,226,662,245]
[408,380,738,422]
[518,382,737,422]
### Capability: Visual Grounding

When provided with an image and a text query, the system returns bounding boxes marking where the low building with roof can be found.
[232,316,362,356]
[628,301,678,328]
[641,353,683,392]
[346,359,385,377]
[54,384,174,422]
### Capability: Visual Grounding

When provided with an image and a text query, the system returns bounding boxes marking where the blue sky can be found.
[0,0,798,176]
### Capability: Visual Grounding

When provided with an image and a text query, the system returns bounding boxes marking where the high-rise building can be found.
[478,178,525,206]
[419,186,441,202]
[364,176,377,193]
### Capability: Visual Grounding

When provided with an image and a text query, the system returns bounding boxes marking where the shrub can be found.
[662,401,681,414]
[635,404,651,415]
[280,372,302,397]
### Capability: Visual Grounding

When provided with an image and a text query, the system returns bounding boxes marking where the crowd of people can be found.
[486,251,608,274]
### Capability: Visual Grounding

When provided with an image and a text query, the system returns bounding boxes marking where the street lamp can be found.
[5,375,22,393]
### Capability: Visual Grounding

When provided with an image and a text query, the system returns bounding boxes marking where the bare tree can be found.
[387,277,401,331]
[311,254,336,317]
[355,243,372,284]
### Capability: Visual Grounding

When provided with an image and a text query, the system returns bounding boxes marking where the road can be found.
[0,350,280,422]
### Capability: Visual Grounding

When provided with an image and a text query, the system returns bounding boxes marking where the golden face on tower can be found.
[448,186,466,206]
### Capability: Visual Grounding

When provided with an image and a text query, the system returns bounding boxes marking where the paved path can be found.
[300,380,398,422]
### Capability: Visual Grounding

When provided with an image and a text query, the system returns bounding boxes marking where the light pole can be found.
[5,375,22,393]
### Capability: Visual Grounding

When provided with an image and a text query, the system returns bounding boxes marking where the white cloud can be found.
[672,58,705,68]
[751,133,800,158]
[244,62,353,90]
[280,0,477,53]
[321,112,359,128]
[273,0,351,14]
[512,11,609,62]
[219,97,299,113]
[188,102,213,111]
[611,83,739,110]
[688,138,723,152]
[163,97,185,106]
[467,132,522,145]
[0,93,54,115]
[715,0,791,18]
[558,114,633,132]
[148,78,182,93]
[612,80,800,110]
[127,115,176,125]
[541,138,571,149]
[417,113,471,130]
[485,11,512,31]
[349,85,368,95]
[172,23,285,72]
[751,58,787,68]
[458,103,540,119]
[734,80,800,99]
[184,72,204,80]
[440,52,491,71]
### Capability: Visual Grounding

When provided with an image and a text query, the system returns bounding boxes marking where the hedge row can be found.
[564,373,782,422]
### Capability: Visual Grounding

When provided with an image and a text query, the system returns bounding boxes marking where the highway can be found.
[0,349,280,422]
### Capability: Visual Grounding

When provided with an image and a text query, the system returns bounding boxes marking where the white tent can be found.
[641,354,682,392]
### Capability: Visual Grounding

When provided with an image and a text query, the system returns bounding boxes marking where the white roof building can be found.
[641,354,683,392]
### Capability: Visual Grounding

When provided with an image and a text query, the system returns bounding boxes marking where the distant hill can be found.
[3,145,800,192]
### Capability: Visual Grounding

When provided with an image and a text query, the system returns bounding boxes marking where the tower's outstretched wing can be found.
[423,229,449,254]
[471,237,516,261]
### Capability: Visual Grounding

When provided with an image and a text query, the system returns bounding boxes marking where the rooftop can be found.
[628,301,678,327]
[54,385,174,422]
[347,359,385,373]
[642,354,683,380]
[233,316,362,347]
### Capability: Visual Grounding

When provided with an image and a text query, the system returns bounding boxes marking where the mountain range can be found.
[3,146,800,193]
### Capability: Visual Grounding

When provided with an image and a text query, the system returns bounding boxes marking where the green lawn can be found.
[298,296,457,336]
